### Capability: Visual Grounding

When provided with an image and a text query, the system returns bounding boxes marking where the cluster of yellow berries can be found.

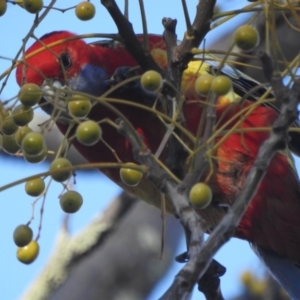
[0,83,103,263]
[1,78,149,264]
[13,225,39,264]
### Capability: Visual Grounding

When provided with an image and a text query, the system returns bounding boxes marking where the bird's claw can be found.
[175,251,189,263]
[109,66,139,89]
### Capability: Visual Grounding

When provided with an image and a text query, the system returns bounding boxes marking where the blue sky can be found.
[0,1,291,299]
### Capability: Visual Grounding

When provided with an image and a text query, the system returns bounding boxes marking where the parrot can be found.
[15,31,300,297]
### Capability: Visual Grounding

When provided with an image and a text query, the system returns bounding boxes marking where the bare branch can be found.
[176,0,216,67]
[100,0,162,73]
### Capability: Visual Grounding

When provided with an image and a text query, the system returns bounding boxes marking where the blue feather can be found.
[252,243,300,299]
[68,63,108,95]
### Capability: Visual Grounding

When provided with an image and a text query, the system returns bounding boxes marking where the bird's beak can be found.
[39,79,71,120]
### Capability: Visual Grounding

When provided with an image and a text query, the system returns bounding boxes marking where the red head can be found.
[16,31,96,86]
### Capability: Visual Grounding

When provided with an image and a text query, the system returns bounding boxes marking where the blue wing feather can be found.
[252,243,300,299]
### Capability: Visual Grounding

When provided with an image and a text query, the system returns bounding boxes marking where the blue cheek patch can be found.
[68,64,109,96]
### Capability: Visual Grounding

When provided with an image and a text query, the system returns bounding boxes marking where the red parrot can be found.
[16,31,300,297]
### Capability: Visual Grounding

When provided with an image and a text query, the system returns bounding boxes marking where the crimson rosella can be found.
[16,31,300,297]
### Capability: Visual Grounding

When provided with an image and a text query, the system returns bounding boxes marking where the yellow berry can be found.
[234,25,259,52]
[23,0,43,13]
[120,163,143,186]
[22,132,46,156]
[18,83,42,106]
[140,70,163,92]
[189,182,212,209]
[76,120,102,146]
[2,134,20,154]
[12,104,34,126]
[13,225,33,247]
[211,75,232,96]
[68,95,91,118]
[15,126,33,146]
[0,0,7,16]
[17,240,39,264]
[60,191,83,213]
[24,145,47,164]
[1,116,18,136]
[50,158,72,182]
[195,74,214,96]
[75,1,95,21]
[25,177,45,196]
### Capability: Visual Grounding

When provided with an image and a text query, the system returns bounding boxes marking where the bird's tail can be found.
[251,243,300,299]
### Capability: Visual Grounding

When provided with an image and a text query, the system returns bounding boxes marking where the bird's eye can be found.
[60,53,72,69]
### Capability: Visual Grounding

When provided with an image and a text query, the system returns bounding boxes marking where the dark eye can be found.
[61,53,72,69]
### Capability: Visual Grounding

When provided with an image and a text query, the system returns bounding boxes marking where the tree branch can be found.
[161,53,299,299]
[100,0,162,73]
